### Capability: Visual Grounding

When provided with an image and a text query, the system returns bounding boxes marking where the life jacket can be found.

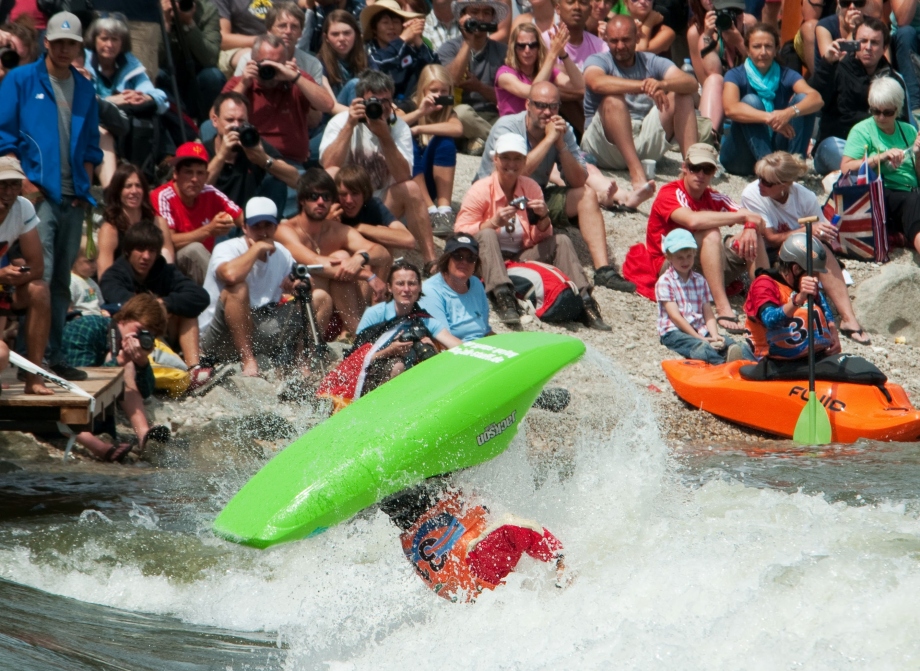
[505,260,584,323]
[746,276,832,360]
[399,492,496,602]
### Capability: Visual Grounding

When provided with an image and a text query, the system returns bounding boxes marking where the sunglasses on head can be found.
[303,191,332,202]
[839,0,867,8]
[686,162,717,175]
[450,251,476,262]
[529,100,561,112]
[869,107,897,117]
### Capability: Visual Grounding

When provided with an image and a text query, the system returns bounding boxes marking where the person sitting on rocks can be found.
[631,143,767,334]
[63,293,171,462]
[199,197,305,378]
[740,151,871,345]
[456,133,611,330]
[476,82,645,293]
[319,70,439,273]
[275,168,391,335]
[99,221,211,370]
[151,142,243,286]
[582,16,702,193]
[741,233,885,384]
[0,156,52,395]
[333,165,416,251]
[362,0,437,103]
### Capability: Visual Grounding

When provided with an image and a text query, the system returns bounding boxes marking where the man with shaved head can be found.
[581,15,705,191]
[474,81,638,292]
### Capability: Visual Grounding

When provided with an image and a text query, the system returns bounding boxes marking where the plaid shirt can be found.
[655,266,713,337]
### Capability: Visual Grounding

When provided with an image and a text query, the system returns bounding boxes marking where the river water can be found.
[2,350,920,670]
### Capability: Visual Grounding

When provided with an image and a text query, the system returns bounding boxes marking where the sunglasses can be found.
[869,107,897,117]
[529,100,561,112]
[686,162,717,175]
[838,0,867,7]
[759,177,786,188]
[303,191,332,202]
[515,41,540,51]
[450,251,477,263]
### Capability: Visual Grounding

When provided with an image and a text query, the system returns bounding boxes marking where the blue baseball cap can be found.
[662,228,698,254]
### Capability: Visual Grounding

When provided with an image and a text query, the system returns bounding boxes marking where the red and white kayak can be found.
[661,359,920,443]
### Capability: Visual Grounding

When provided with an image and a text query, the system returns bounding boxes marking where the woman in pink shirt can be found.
[495,23,583,116]
[454,133,610,329]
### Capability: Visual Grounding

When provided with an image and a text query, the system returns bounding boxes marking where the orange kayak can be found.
[661,359,920,443]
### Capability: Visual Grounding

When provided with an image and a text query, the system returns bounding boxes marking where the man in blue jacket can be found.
[0,12,103,381]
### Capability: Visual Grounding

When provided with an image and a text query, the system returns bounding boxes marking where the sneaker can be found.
[430,211,454,238]
[492,285,521,325]
[593,265,635,293]
[50,363,88,381]
[580,296,612,331]
[725,343,744,363]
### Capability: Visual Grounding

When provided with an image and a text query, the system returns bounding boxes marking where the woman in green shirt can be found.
[842,77,920,254]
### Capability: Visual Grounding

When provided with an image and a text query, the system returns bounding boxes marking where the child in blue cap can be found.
[655,228,747,364]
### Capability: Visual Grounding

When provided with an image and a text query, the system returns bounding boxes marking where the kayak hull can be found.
[661,359,920,443]
[213,333,585,548]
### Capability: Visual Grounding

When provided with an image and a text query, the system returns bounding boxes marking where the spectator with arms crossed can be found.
[334,166,416,251]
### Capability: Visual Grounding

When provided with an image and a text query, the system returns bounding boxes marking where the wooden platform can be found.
[0,367,124,432]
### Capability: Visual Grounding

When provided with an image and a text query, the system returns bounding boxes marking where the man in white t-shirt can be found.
[319,70,438,274]
[0,156,53,394]
[199,197,304,377]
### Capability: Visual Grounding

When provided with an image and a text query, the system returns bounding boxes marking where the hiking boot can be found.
[430,211,454,238]
[581,296,612,331]
[593,265,635,293]
[51,363,88,381]
[492,285,521,325]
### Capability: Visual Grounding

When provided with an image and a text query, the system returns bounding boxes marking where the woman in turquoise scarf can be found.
[720,23,823,176]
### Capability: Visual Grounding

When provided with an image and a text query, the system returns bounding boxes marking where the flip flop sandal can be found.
[840,328,872,345]
[103,442,133,463]
[188,362,237,397]
[716,314,746,335]
[600,203,639,214]
[140,425,171,452]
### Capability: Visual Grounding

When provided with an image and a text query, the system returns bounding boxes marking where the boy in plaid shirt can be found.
[655,229,746,364]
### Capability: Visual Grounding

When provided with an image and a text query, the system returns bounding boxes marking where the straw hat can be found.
[360,0,424,41]
[452,0,509,23]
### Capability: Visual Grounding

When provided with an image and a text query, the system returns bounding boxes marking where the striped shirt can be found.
[655,265,713,337]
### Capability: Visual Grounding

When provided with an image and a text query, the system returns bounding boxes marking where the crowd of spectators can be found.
[3,0,920,460]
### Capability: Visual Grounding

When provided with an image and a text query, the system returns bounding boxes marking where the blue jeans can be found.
[412,135,457,201]
[37,198,85,366]
[813,136,846,175]
[660,330,753,364]
[893,25,920,113]
[720,93,814,176]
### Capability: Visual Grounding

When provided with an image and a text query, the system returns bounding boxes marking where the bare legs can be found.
[385,180,437,264]
[700,74,725,133]
[564,186,610,269]
[14,281,52,395]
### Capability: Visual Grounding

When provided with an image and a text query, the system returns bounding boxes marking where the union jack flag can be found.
[822,155,889,262]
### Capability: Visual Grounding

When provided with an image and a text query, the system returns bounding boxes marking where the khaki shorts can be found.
[697,234,748,286]
[581,106,714,171]
[218,48,244,79]
[543,185,573,228]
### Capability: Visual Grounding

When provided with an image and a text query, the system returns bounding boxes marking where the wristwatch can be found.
[264,156,274,170]
[358,251,370,266]
[792,105,801,116]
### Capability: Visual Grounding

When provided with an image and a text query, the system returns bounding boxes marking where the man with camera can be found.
[151,141,244,286]
[276,168,391,335]
[224,33,334,166]
[199,196,309,378]
[437,0,508,152]
[99,220,210,370]
[205,91,301,213]
[582,16,703,191]
[320,70,439,272]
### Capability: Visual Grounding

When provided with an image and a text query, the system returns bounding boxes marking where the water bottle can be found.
[682,58,695,76]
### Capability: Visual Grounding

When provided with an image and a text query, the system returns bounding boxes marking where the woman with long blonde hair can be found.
[398,64,464,236]
[495,23,583,116]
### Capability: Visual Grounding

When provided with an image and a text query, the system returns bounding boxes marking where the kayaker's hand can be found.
[827,323,842,355]
[799,275,819,298]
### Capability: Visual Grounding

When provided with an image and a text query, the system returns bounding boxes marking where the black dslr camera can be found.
[0,48,19,70]
[109,324,155,357]
[363,97,385,120]
[397,323,437,365]
[464,18,498,33]
[714,8,741,31]
[230,122,260,148]
[257,63,277,80]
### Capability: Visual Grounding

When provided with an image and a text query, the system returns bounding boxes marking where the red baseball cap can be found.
[170,142,210,166]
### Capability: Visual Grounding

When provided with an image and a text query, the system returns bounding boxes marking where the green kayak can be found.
[212,332,585,548]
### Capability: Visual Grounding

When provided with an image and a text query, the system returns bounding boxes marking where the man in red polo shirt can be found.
[223,33,334,165]
[151,142,244,285]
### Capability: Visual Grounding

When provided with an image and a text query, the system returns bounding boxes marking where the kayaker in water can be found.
[741,232,886,384]
[379,479,567,603]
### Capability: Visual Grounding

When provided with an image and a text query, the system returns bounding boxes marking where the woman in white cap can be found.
[454,133,611,330]
[362,0,438,103]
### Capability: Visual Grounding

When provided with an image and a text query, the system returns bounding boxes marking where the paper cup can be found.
[641,159,656,181]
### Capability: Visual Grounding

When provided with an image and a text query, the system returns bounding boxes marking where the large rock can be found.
[854,264,920,341]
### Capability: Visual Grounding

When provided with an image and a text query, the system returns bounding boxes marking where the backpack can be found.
[505,260,584,323]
